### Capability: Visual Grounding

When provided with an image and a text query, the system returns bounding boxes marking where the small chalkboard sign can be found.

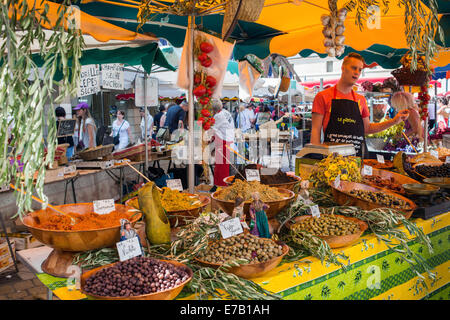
[57,119,76,137]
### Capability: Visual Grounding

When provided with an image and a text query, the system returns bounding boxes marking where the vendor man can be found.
[310,52,410,158]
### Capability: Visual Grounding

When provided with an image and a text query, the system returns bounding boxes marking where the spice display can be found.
[217,180,284,202]
[435,147,450,158]
[363,159,394,169]
[309,153,361,189]
[233,165,298,184]
[362,176,405,194]
[348,190,412,210]
[409,152,442,166]
[292,215,360,236]
[83,257,190,297]
[160,187,202,211]
[33,211,133,231]
[197,233,284,265]
[415,163,450,177]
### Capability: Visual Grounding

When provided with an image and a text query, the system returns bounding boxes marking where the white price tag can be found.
[93,199,115,215]
[64,165,76,175]
[245,169,260,182]
[446,156,450,164]
[376,154,385,164]
[430,150,439,159]
[166,179,183,191]
[362,165,373,176]
[310,205,321,218]
[116,237,142,262]
[334,174,341,188]
[218,217,244,239]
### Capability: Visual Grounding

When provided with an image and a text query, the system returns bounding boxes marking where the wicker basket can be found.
[279,77,291,92]
[78,144,114,161]
[221,0,265,39]
[391,67,429,87]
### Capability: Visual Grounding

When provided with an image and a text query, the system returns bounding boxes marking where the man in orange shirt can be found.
[311,52,410,158]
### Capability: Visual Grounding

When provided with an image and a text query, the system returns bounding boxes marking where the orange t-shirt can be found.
[312,86,370,133]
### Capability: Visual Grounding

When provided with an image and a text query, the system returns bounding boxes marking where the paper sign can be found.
[77,64,100,97]
[446,156,450,163]
[245,169,260,182]
[93,199,115,215]
[430,150,439,159]
[116,237,142,262]
[166,179,183,191]
[64,165,76,175]
[377,154,385,164]
[362,165,373,176]
[334,174,341,188]
[135,77,159,107]
[218,217,244,239]
[310,205,321,218]
[101,63,124,90]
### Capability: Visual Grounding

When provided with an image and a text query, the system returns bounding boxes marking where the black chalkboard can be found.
[57,119,76,137]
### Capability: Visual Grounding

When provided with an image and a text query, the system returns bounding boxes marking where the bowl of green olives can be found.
[290,214,368,248]
[195,233,289,279]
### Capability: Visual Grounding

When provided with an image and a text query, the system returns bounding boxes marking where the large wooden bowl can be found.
[223,175,301,191]
[195,241,289,279]
[330,181,416,219]
[211,188,295,219]
[80,260,193,300]
[289,215,368,248]
[125,194,210,227]
[363,159,394,169]
[362,168,420,195]
[22,203,142,252]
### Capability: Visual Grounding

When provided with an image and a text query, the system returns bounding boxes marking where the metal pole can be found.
[188,16,195,193]
[144,73,149,176]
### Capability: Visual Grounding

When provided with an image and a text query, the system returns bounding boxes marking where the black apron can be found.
[323,86,368,158]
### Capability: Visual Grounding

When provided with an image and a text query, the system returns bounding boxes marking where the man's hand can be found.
[393,109,410,124]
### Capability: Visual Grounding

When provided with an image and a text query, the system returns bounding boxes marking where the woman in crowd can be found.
[390,91,423,141]
[111,110,132,151]
[139,107,153,142]
[73,102,96,151]
[255,105,271,130]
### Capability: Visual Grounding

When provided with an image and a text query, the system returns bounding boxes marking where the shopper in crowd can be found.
[55,106,75,158]
[153,104,166,134]
[255,105,271,130]
[111,110,132,151]
[164,100,188,133]
[73,102,97,151]
[238,103,255,132]
[310,52,409,158]
[139,107,153,142]
[159,103,170,129]
[211,99,235,187]
[436,97,449,131]
[390,91,423,141]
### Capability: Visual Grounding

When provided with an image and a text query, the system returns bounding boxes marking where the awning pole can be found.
[144,72,149,176]
[188,15,195,193]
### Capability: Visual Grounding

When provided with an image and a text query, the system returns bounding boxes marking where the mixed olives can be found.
[293,215,360,236]
[349,190,411,210]
[83,257,190,297]
[415,163,450,178]
[197,233,284,265]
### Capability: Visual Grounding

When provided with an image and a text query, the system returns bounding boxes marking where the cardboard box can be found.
[0,232,43,251]
[0,239,15,257]
[0,252,15,274]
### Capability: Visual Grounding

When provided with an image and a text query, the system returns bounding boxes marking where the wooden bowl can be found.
[288,215,368,248]
[80,259,193,300]
[402,183,440,195]
[363,159,394,169]
[22,203,142,252]
[125,194,210,227]
[223,175,301,191]
[330,181,416,219]
[211,188,295,219]
[194,241,289,279]
[362,168,420,195]
[423,177,450,189]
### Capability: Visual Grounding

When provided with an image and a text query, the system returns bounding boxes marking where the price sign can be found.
[334,174,341,188]
[218,217,244,239]
[93,199,115,215]
[377,154,385,164]
[166,179,183,191]
[430,150,439,159]
[260,167,277,175]
[446,156,450,164]
[64,165,76,175]
[362,165,373,176]
[245,169,260,182]
[116,237,142,262]
[310,205,321,218]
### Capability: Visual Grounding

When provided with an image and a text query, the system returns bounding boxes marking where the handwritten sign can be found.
[430,150,439,159]
[166,179,183,191]
[101,63,124,90]
[219,217,244,239]
[116,237,142,262]
[77,64,100,97]
[57,119,76,137]
[362,165,373,176]
[245,169,260,182]
[377,154,385,164]
[63,165,76,175]
[334,174,341,188]
[93,199,115,215]
[310,205,321,218]
[135,77,159,107]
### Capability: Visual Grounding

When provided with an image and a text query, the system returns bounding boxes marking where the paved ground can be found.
[0,262,59,300]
